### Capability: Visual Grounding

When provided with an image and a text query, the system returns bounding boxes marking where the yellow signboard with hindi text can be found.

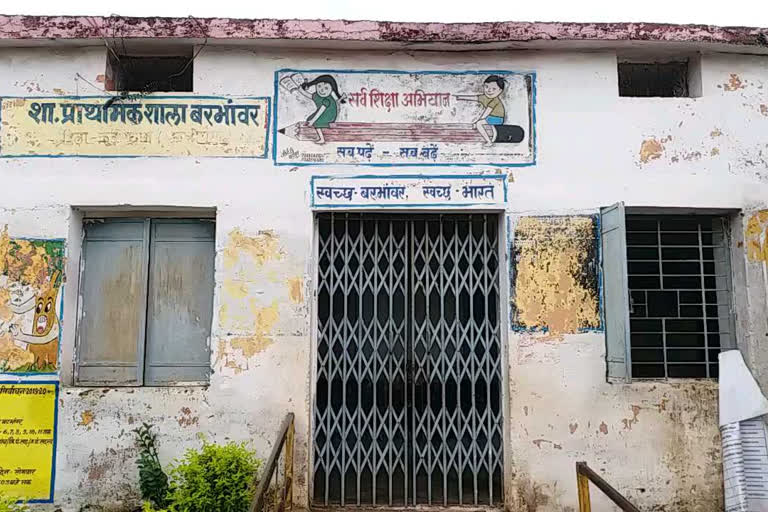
[0,382,58,502]
[0,96,270,158]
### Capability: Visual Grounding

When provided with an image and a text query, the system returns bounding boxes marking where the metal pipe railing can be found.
[250,413,295,512]
[576,461,640,512]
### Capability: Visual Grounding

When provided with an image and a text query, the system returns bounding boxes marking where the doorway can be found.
[313,213,503,507]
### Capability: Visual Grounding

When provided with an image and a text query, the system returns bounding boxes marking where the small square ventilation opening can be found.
[618,57,701,98]
[106,49,194,93]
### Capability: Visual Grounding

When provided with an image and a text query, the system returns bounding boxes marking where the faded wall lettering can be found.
[0,382,58,502]
[274,70,535,166]
[0,96,270,157]
[311,174,507,207]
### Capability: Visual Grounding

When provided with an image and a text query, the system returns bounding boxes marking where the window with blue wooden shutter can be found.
[600,203,632,382]
[144,220,214,385]
[76,218,214,386]
[76,220,150,386]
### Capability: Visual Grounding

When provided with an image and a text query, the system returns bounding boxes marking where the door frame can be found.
[306,209,511,509]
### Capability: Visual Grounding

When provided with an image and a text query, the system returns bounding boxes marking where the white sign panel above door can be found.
[310,174,507,208]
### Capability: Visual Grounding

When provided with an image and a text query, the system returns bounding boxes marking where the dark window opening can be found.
[626,215,733,379]
[618,61,690,98]
[106,51,193,92]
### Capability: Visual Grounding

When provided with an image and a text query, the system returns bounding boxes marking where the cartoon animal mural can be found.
[0,228,64,373]
[274,70,535,166]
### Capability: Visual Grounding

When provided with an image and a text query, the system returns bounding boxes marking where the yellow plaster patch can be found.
[746,210,768,262]
[79,410,95,427]
[723,74,745,91]
[513,217,600,336]
[216,301,280,371]
[231,334,274,358]
[222,280,249,300]
[639,138,664,164]
[287,277,304,304]
[222,228,282,271]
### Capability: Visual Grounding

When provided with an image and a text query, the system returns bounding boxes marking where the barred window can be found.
[601,205,735,381]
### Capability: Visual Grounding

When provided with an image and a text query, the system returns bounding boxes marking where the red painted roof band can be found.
[0,15,766,47]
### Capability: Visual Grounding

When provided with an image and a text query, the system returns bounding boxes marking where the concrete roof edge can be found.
[0,15,766,49]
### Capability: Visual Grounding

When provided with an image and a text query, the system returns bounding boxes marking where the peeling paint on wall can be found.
[510,216,601,336]
[639,137,666,163]
[746,210,768,262]
[177,407,199,427]
[78,410,95,428]
[721,73,746,91]
[287,276,304,304]
[636,127,750,170]
[222,228,283,271]
[216,301,280,373]
[621,405,641,430]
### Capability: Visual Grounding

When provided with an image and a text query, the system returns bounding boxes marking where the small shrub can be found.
[166,441,261,512]
[134,423,169,508]
[0,493,28,512]
[141,501,168,512]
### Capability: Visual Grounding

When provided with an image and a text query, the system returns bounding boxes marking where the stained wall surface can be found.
[1,45,767,511]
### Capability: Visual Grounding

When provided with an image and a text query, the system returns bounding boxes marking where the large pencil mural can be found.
[274,70,535,166]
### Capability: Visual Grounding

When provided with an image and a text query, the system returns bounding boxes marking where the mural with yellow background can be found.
[0,228,64,374]
[0,382,58,502]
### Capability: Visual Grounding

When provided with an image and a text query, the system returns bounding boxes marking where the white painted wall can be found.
[1,44,767,511]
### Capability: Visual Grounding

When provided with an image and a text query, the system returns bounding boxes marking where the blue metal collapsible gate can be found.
[313,213,503,507]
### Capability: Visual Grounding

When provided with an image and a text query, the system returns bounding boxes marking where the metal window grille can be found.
[313,213,503,507]
[626,215,734,379]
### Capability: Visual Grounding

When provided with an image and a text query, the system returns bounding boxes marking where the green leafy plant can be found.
[141,501,168,512]
[165,441,261,512]
[134,423,169,508]
[0,493,28,512]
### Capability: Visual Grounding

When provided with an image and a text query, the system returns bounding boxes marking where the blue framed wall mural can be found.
[273,69,536,166]
[0,230,64,375]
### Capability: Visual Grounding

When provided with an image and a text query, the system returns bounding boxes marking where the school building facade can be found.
[1,15,768,511]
